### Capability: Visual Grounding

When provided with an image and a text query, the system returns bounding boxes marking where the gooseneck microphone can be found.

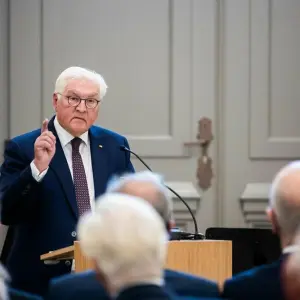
[120,145,205,240]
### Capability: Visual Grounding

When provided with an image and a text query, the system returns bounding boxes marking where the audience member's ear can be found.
[266,207,279,234]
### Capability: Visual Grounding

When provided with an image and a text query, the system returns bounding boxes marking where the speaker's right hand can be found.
[33,119,56,173]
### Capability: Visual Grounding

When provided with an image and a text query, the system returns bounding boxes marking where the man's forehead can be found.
[64,79,99,95]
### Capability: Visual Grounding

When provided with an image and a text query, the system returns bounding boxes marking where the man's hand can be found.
[33,119,56,173]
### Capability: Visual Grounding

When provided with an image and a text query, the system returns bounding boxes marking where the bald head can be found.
[117,180,161,208]
[268,161,300,242]
[106,171,173,225]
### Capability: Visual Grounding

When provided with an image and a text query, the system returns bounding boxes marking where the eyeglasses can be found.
[57,93,100,109]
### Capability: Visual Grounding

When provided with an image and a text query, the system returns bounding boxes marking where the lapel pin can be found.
[99,145,103,148]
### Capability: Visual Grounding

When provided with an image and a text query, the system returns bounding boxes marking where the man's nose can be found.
[76,100,87,112]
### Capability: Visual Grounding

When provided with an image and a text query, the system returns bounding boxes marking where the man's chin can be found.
[69,123,88,136]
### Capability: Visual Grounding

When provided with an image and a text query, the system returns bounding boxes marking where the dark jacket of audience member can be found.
[45,269,220,300]
[222,255,286,300]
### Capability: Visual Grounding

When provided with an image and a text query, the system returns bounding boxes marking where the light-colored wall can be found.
[7,0,218,233]
[221,0,300,228]
[0,0,9,253]
[0,0,8,146]
[1,0,300,235]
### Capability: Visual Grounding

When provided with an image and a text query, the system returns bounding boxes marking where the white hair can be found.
[0,264,9,300]
[77,193,168,291]
[106,171,173,223]
[54,66,108,100]
[269,161,300,237]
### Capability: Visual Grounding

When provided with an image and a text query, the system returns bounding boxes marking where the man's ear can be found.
[52,93,58,112]
[266,207,278,234]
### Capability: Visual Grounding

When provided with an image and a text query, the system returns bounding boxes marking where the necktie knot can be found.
[71,137,81,152]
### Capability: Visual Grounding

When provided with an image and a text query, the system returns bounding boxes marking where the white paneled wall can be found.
[1,0,300,239]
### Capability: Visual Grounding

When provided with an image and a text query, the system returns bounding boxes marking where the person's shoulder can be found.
[223,259,283,296]
[164,269,219,297]
[90,125,129,147]
[225,259,282,286]
[165,268,217,286]
[91,125,126,139]
[50,270,97,287]
[10,128,41,146]
[5,129,41,155]
[9,287,42,299]
[47,270,108,300]
[222,259,284,299]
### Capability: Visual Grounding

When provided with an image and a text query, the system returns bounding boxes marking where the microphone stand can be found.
[120,146,205,240]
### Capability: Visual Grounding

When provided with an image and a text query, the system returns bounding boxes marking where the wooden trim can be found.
[41,240,232,284]
[40,245,74,261]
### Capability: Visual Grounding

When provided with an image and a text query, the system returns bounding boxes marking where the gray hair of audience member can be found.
[77,193,168,292]
[268,161,300,241]
[0,263,10,300]
[106,171,173,224]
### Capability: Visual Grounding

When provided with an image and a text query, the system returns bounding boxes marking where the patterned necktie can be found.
[71,137,91,216]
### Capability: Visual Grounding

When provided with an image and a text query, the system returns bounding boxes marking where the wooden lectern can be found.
[41,240,232,284]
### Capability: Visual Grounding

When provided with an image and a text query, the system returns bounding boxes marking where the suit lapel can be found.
[89,126,109,198]
[48,117,78,219]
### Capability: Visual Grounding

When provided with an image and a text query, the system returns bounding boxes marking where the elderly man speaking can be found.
[0,66,134,296]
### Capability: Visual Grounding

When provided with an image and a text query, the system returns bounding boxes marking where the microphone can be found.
[120,145,205,240]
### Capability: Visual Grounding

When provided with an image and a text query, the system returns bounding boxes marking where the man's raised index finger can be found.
[41,118,49,133]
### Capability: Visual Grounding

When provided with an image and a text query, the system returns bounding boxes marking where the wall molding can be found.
[166,181,201,230]
[240,183,271,228]
[249,0,300,159]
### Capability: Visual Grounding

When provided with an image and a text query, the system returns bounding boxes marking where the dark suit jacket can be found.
[8,287,42,300]
[0,116,134,296]
[222,255,286,300]
[45,269,220,300]
[116,284,175,300]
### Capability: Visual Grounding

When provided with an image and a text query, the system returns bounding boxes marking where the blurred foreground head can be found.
[281,227,300,300]
[268,161,300,247]
[106,171,175,230]
[77,193,168,295]
[0,263,9,300]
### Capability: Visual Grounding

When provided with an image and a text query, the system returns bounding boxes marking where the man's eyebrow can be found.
[87,93,99,98]
[66,91,99,98]
[65,91,79,96]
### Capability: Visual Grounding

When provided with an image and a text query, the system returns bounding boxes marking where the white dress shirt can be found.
[30,117,95,211]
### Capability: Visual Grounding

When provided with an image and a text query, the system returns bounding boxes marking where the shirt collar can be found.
[54,117,89,147]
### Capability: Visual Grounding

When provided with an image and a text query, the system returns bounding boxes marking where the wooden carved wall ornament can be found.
[184,118,213,190]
